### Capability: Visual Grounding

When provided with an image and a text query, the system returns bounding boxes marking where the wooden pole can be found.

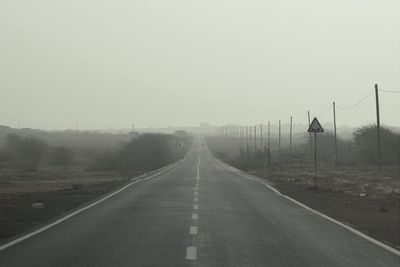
[249,126,252,148]
[279,120,281,163]
[254,125,257,156]
[375,84,382,171]
[240,126,243,148]
[289,116,293,153]
[268,121,270,150]
[246,126,248,145]
[267,121,271,167]
[260,124,263,150]
[333,101,338,165]
[308,111,312,152]
[314,132,318,187]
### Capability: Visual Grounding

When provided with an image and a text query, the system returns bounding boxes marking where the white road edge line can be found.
[192,213,199,220]
[194,197,199,202]
[193,204,199,210]
[0,155,188,252]
[186,246,197,260]
[205,143,400,257]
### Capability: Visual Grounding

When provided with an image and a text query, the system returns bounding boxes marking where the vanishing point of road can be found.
[0,138,398,266]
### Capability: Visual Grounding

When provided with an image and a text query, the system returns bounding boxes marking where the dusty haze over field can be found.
[0,0,399,129]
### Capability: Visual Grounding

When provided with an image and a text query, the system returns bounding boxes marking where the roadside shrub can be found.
[90,133,192,172]
[91,151,119,171]
[51,146,73,166]
[119,134,174,171]
[353,125,400,165]
[5,134,48,171]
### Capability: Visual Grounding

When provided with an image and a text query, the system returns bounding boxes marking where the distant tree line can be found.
[0,131,192,173]
[91,133,191,172]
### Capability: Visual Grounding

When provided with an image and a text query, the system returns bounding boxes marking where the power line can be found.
[379,89,400,93]
[337,88,374,110]
[316,104,332,118]
[297,111,309,124]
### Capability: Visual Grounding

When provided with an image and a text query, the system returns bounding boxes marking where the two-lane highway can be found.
[0,138,398,266]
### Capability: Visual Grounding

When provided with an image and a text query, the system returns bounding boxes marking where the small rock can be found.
[379,206,389,213]
[71,183,84,190]
[32,202,44,209]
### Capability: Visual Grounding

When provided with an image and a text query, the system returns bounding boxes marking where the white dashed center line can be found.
[186,246,197,260]
[189,226,198,235]
[186,154,201,262]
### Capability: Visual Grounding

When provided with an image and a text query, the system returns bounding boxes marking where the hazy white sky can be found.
[1,0,399,129]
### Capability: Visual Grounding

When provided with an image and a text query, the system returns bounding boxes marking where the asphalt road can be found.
[0,138,398,266]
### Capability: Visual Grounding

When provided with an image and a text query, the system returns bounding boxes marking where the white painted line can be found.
[192,213,199,220]
[194,197,199,202]
[186,246,197,260]
[194,192,198,196]
[210,151,400,257]
[189,226,198,235]
[193,204,199,210]
[196,157,200,180]
[0,155,187,252]
[194,187,199,191]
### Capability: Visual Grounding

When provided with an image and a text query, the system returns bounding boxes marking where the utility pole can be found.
[247,125,250,160]
[278,120,281,164]
[289,116,293,153]
[246,126,248,145]
[260,124,263,149]
[254,125,257,156]
[267,121,271,167]
[375,84,382,171]
[308,111,312,152]
[242,126,244,147]
[249,126,252,155]
[333,102,338,165]
[314,131,318,186]
[242,126,245,147]
[239,126,242,148]
[268,121,270,150]
[237,126,239,145]
[236,125,239,143]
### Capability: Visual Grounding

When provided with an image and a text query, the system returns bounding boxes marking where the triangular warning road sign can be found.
[308,117,324,133]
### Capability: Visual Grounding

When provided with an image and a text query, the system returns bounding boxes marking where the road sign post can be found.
[308,117,324,187]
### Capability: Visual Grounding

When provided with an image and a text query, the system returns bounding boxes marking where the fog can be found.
[0,0,399,129]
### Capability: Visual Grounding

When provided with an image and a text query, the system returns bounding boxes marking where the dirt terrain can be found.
[0,169,126,243]
[242,166,400,249]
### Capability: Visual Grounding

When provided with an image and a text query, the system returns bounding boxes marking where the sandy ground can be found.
[242,166,400,249]
[0,169,127,243]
